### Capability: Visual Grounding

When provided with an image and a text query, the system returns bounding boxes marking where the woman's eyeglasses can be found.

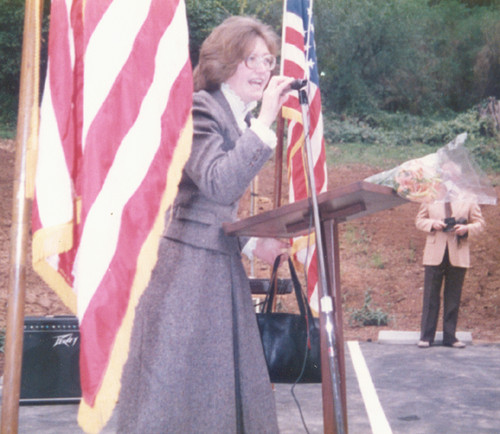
[244,54,276,71]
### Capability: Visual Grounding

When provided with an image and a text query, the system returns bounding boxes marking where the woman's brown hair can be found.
[193,16,279,92]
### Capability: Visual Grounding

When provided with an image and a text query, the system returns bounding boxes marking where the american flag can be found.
[282,0,328,312]
[31,0,192,431]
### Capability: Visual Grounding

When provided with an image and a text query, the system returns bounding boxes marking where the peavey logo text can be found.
[53,333,79,348]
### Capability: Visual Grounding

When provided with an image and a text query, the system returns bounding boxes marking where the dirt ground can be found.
[1,138,499,374]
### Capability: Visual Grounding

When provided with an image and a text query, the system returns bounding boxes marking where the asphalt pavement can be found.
[1,337,499,433]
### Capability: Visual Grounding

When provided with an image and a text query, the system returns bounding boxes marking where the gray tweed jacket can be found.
[164,89,272,253]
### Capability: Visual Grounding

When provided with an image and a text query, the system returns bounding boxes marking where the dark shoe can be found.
[418,340,430,348]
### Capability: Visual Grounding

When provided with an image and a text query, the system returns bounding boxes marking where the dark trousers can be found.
[420,248,467,345]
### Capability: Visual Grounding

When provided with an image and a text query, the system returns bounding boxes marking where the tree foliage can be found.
[0,0,50,126]
[1,0,499,128]
[314,0,500,115]
[0,0,25,125]
[186,0,282,66]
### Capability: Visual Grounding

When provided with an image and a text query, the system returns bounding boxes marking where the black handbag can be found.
[256,257,321,383]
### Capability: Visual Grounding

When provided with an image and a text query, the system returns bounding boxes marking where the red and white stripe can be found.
[281,0,328,312]
[33,0,80,311]
[32,1,192,431]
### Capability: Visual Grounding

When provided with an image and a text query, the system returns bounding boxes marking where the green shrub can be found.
[0,123,15,139]
[323,105,500,172]
[349,291,389,327]
[371,252,385,270]
[0,328,5,353]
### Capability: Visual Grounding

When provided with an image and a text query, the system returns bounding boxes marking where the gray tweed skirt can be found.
[117,236,279,433]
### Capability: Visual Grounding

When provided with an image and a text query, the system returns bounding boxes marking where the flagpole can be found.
[1,0,43,432]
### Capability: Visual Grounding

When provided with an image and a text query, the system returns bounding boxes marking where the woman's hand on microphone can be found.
[257,76,295,128]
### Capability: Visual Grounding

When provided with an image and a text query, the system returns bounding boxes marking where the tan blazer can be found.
[415,201,485,268]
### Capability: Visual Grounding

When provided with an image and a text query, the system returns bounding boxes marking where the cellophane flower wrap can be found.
[365,133,497,205]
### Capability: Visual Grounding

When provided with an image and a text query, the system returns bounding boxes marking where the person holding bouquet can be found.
[415,199,485,348]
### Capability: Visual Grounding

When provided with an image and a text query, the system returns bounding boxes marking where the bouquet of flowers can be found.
[365,133,497,205]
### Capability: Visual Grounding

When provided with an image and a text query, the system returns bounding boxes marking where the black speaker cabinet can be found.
[20,316,81,404]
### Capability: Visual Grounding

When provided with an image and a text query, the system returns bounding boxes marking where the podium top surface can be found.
[223,181,408,238]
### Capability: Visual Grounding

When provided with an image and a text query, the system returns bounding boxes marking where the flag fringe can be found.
[32,222,77,313]
[77,115,193,434]
[282,105,302,124]
[291,233,316,258]
[288,136,305,161]
[286,136,309,196]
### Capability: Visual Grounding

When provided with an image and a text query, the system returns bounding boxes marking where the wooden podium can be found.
[224,181,408,433]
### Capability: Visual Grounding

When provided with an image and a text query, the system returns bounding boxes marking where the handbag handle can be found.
[287,258,317,325]
[262,257,314,324]
[261,255,282,313]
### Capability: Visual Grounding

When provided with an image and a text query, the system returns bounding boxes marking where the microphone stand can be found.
[296,82,345,434]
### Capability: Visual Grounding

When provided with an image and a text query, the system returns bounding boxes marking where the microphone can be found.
[290,79,307,90]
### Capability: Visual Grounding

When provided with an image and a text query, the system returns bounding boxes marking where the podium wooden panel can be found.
[224,181,408,433]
